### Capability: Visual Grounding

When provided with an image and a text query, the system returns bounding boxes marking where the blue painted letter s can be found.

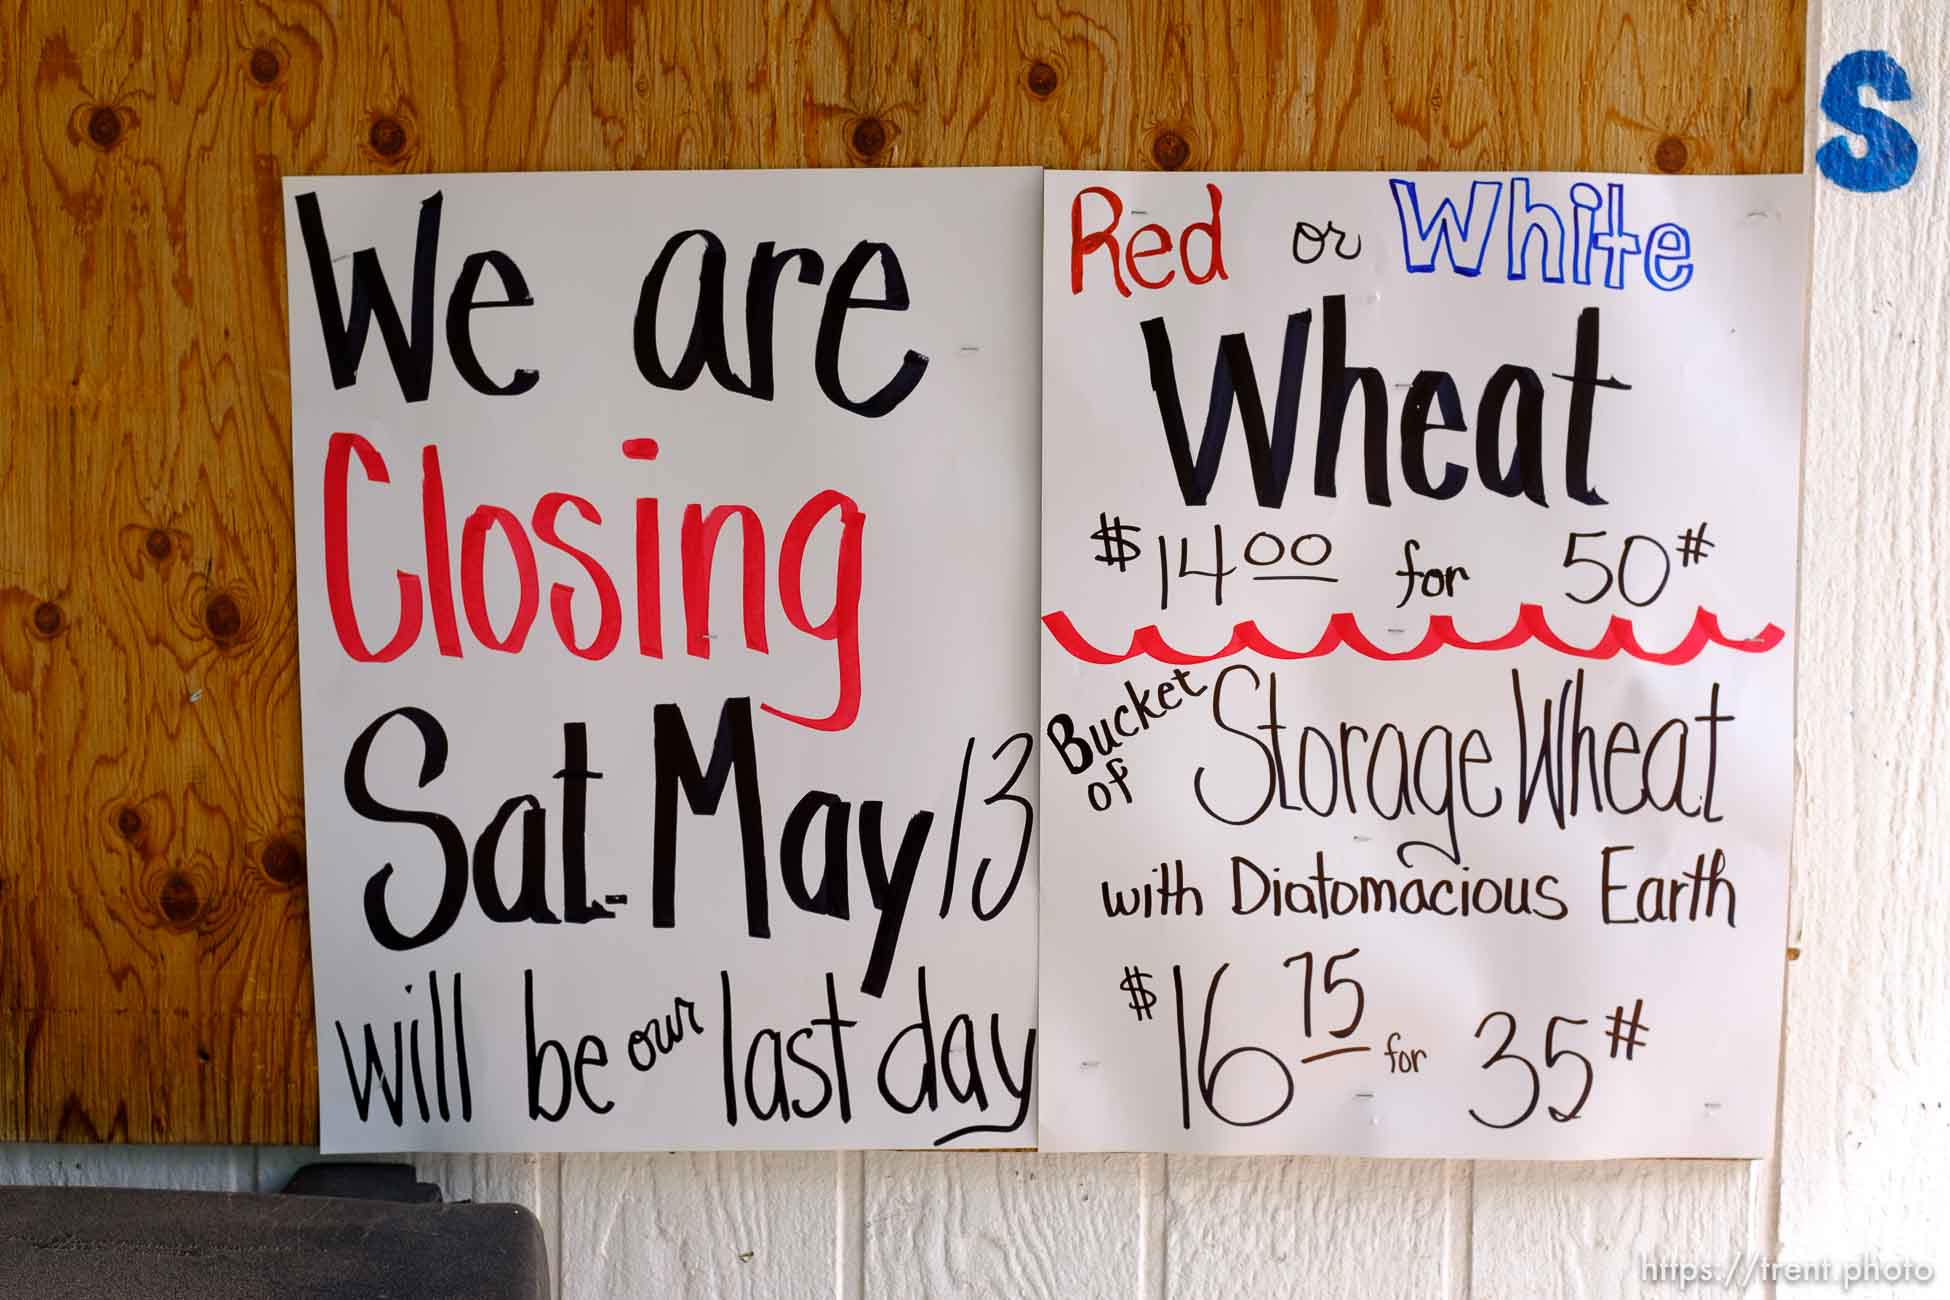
[1817,49,1917,193]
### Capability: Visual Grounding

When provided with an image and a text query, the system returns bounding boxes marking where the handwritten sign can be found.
[285,169,1042,1151]
[1037,171,1807,1156]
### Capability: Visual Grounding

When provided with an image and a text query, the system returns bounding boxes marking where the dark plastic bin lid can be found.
[0,1185,548,1299]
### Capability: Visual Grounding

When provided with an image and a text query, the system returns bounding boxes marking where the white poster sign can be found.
[1038,170,1806,1156]
[286,169,1042,1151]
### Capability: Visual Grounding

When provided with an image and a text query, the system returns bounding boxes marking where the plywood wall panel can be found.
[0,0,1799,1151]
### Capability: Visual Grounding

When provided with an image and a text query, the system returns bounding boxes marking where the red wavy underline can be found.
[1041,604,1786,667]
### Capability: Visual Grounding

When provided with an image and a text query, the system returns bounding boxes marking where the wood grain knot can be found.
[86,106,122,150]
[204,592,242,643]
[248,47,282,87]
[1151,129,1191,171]
[261,836,304,885]
[849,117,889,159]
[116,806,144,839]
[369,115,409,159]
[144,529,173,561]
[1026,61,1059,98]
[158,872,201,926]
[1654,136,1688,173]
[30,600,64,637]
